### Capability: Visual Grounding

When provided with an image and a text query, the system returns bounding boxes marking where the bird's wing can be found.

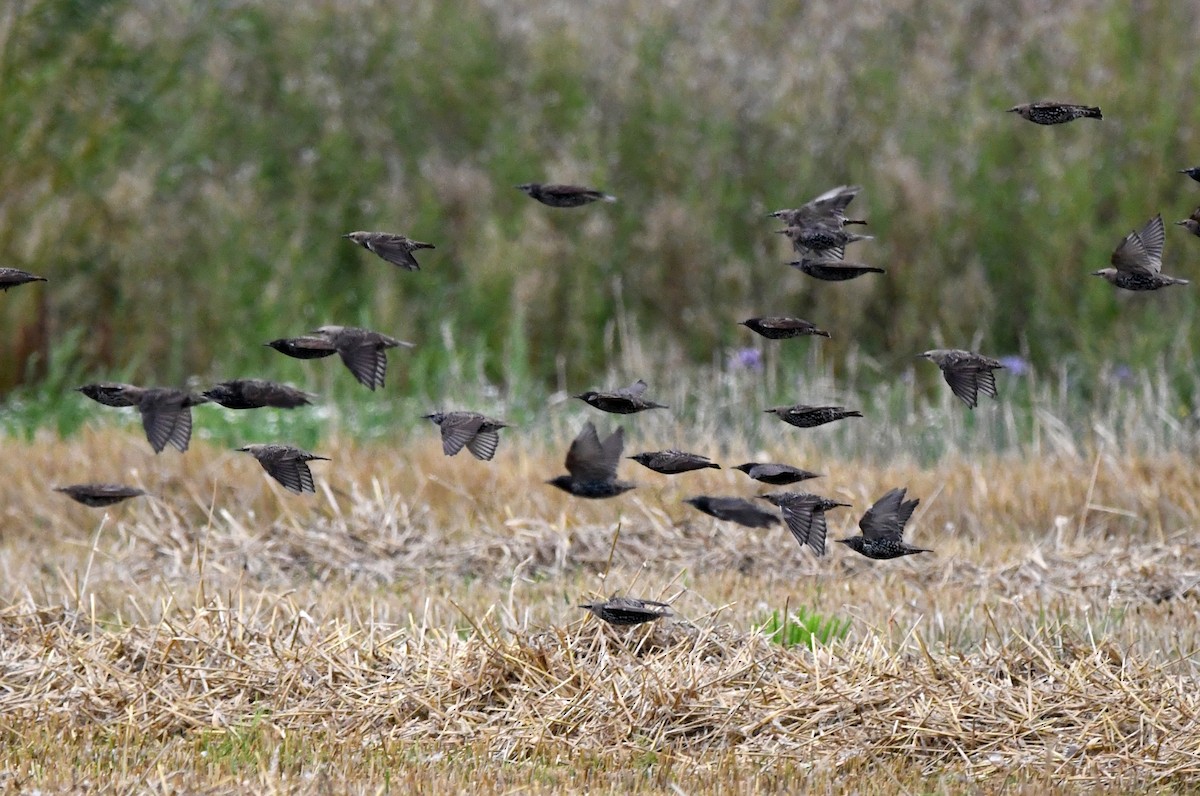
[338,345,387,390]
[976,368,999,399]
[259,454,314,494]
[438,413,483,456]
[565,421,609,480]
[1111,216,1165,274]
[166,407,194,452]
[619,379,649,398]
[1139,214,1166,271]
[139,403,183,453]
[859,487,907,541]
[941,367,981,408]
[598,426,626,474]
[465,429,501,461]
[367,235,421,270]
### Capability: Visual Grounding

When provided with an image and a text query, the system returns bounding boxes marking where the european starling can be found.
[759,491,851,557]
[343,231,434,271]
[203,379,313,410]
[237,444,330,494]
[1007,102,1102,125]
[80,384,207,453]
[836,487,930,559]
[579,597,671,626]
[516,183,616,207]
[424,411,509,461]
[1093,214,1188,290]
[740,317,831,340]
[776,223,873,260]
[574,379,667,414]
[1180,167,1200,183]
[788,258,885,281]
[683,495,780,529]
[0,268,47,291]
[917,349,1004,409]
[547,421,635,499]
[767,184,867,227]
[628,450,720,475]
[732,462,821,486]
[311,325,414,390]
[765,404,863,429]
[265,335,338,360]
[54,484,145,508]
[1175,207,1200,238]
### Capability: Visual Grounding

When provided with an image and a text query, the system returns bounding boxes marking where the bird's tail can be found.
[1084,106,1102,120]
[1172,277,1191,286]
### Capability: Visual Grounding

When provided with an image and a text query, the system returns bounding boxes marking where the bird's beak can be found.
[1175,220,1188,226]
[1006,107,1018,113]
[915,353,930,359]
[834,538,850,545]
[1090,270,1105,277]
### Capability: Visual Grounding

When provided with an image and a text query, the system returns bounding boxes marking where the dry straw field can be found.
[2,397,1200,793]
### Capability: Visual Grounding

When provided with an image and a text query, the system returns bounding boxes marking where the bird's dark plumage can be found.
[683,496,780,529]
[0,268,47,291]
[238,444,330,494]
[628,450,720,475]
[1008,102,1102,125]
[265,335,339,360]
[76,383,140,408]
[311,325,413,390]
[1180,167,1200,183]
[203,379,313,410]
[516,183,616,207]
[574,379,667,414]
[918,349,1004,409]
[80,384,206,453]
[732,462,821,486]
[740,317,831,340]
[776,224,872,259]
[54,484,145,507]
[343,231,434,271]
[789,258,885,281]
[1093,215,1186,290]
[836,487,930,559]
[759,492,851,557]
[579,597,671,626]
[547,422,635,499]
[424,411,509,461]
[765,404,863,429]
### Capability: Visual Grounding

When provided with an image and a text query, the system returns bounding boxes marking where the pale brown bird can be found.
[343,231,434,271]
[1007,102,1102,125]
[424,411,509,461]
[312,325,414,390]
[1093,214,1187,290]
[547,421,635,499]
[54,484,145,507]
[237,444,330,494]
[517,183,616,207]
[917,349,1004,409]
[579,597,671,626]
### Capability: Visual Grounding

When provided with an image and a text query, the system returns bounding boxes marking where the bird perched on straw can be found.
[683,496,781,529]
[628,450,720,475]
[836,487,930,559]
[1007,102,1102,125]
[759,492,851,557]
[1175,207,1200,238]
[917,349,1004,409]
[574,379,667,414]
[740,317,830,340]
[517,183,616,207]
[732,462,821,486]
[343,231,434,271]
[1093,214,1187,291]
[424,411,509,461]
[579,597,671,626]
[765,404,862,429]
[237,444,329,494]
[788,258,885,282]
[0,268,47,292]
[767,184,867,228]
[547,421,635,499]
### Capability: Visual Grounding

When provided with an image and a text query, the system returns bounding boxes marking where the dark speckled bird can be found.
[76,382,140,408]
[768,184,867,227]
[79,384,208,453]
[765,404,862,429]
[1175,207,1200,238]
[574,379,667,414]
[1093,214,1187,290]
[1008,102,1102,125]
[265,335,338,360]
[311,325,414,390]
[917,349,1004,409]
[203,379,313,410]
[424,411,509,461]
[759,492,851,557]
[343,231,434,271]
[54,484,146,507]
[628,450,720,475]
[547,421,635,499]
[517,183,616,207]
[683,496,780,529]
[740,317,830,340]
[732,462,821,486]
[237,444,329,494]
[836,487,930,559]
[776,224,873,260]
[579,597,671,626]
[789,257,885,281]
[0,268,47,291]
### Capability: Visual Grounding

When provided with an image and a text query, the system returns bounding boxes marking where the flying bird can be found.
[424,411,509,461]
[574,379,667,414]
[765,404,863,429]
[740,317,830,340]
[732,462,821,486]
[547,421,635,499]
[311,325,414,390]
[516,183,616,207]
[343,231,434,271]
[776,224,873,260]
[836,487,930,559]
[203,379,313,410]
[683,496,781,529]
[1175,207,1200,238]
[1093,214,1187,290]
[1180,167,1200,184]
[79,384,208,453]
[0,268,47,292]
[54,484,145,508]
[237,444,330,494]
[578,597,671,626]
[788,258,885,282]
[759,492,851,557]
[917,349,1004,409]
[265,335,338,360]
[767,184,866,227]
[1007,102,1102,125]
[628,450,720,475]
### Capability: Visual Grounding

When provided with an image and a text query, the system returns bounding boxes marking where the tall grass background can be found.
[3,0,1200,437]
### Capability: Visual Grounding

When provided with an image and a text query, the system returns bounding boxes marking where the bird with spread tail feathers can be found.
[759,492,851,557]
[836,487,930,559]
[424,411,509,461]
[237,444,329,494]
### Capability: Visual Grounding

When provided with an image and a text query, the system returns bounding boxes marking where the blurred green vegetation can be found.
[3,0,1200,420]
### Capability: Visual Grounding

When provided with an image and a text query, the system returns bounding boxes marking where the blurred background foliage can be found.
[2,0,1200,419]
